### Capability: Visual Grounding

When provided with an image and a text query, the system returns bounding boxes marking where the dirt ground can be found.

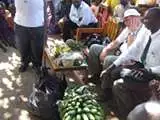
[0,47,40,120]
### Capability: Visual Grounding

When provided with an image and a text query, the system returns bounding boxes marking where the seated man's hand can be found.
[100,64,116,89]
[129,68,153,82]
[100,64,116,79]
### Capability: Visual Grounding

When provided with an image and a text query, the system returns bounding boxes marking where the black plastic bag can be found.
[27,68,67,120]
[84,33,111,48]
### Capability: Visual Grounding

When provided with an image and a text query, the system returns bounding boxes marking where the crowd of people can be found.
[0,0,160,119]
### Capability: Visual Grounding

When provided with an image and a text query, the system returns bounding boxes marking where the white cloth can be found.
[69,1,97,26]
[14,0,44,27]
[114,28,160,76]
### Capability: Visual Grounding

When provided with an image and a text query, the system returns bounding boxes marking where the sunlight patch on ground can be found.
[0,52,20,70]
[9,96,16,101]
[0,88,4,98]
[2,78,14,90]
[0,51,23,89]
[0,50,33,119]
[4,112,12,119]
[0,98,10,109]
[19,110,31,120]
[0,62,14,70]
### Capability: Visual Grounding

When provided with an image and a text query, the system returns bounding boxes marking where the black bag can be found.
[27,67,67,120]
[111,62,156,83]
[84,33,111,48]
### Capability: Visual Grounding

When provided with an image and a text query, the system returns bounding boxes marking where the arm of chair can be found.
[76,27,104,41]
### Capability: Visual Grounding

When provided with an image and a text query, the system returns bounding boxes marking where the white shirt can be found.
[14,0,44,27]
[114,28,160,76]
[116,27,131,53]
[69,1,97,26]
[116,24,144,53]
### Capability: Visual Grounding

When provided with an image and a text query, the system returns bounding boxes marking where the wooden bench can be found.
[76,16,120,42]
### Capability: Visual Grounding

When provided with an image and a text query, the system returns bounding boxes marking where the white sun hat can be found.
[124,9,141,18]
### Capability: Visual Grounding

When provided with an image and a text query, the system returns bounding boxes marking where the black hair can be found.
[148,7,160,19]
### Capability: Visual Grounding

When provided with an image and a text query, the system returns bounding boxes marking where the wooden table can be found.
[43,48,88,84]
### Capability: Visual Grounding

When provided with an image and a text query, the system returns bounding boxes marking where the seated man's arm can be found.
[100,27,129,62]
[100,40,119,61]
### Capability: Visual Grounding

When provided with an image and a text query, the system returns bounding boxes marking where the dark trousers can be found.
[14,24,44,68]
[63,20,97,41]
[112,82,151,119]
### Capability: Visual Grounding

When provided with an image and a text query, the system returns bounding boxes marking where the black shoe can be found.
[19,64,28,72]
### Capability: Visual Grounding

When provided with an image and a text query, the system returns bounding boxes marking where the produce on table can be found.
[66,39,85,51]
[47,40,71,58]
[47,40,87,68]
[58,84,105,120]
[54,51,86,67]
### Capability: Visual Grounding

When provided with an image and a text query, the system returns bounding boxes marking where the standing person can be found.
[14,0,45,73]
[63,0,98,41]
[113,0,131,22]
[101,7,160,118]
[56,0,72,33]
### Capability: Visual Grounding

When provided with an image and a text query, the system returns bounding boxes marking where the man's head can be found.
[0,1,5,16]
[72,0,82,9]
[127,101,160,120]
[123,8,141,31]
[142,7,160,33]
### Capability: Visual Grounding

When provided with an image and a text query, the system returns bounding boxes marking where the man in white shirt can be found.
[101,7,160,118]
[87,8,143,83]
[63,0,98,41]
[14,0,44,73]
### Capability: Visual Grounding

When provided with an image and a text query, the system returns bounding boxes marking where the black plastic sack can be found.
[84,33,111,48]
[27,68,67,120]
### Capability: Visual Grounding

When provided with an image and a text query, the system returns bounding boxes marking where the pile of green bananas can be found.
[58,84,104,120]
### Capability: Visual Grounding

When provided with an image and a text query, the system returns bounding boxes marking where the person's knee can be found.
[103,55,117,68]
[90,44,100,51]
[89,44,103,56]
